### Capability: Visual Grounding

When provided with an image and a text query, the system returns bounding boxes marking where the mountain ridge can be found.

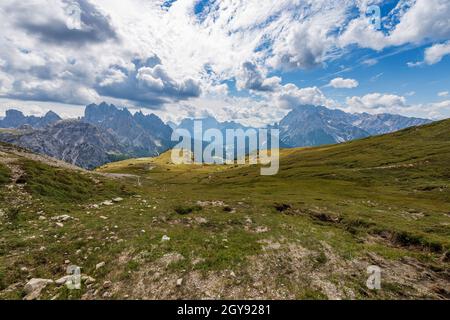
[278,105,431,147]
[0,103,434,169]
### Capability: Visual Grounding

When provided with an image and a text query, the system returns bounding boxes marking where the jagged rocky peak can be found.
[84,102,121,122]
[0,109,61,129]
[39,110,62,126]
[2,109,26,127]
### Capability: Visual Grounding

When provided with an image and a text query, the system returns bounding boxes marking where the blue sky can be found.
[0,0,449,126]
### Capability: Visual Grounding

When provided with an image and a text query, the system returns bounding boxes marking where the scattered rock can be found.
[51,293,60,300]
[55,222,64,228]
[159,253,184,267]
[196,200,225,207]
[82,275,96,284]
[255,226,269,233]
[192,257,206,265]
[176,278,183,287]
[112,197,124,203]
[55,275,73,285]
[51,215,72,222]
[161,235,171,242]
[24,278,53,300]
[195,217,208,224]
[102,200,113,206]
[100,216,108,220]
[96,262,105,270]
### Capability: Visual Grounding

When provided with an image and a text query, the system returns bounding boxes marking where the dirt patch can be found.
[105,239,450,300]
[370,230,444,253]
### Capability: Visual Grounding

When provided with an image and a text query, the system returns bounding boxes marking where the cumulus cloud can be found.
[236,62,281,92]
[96,60,202,107]
[340,0,450,51]
[328,77,359,89]
[346,93,408,113]
[424,41,450,65]
[7,79,100,105]
[344,92,450,119]
[0,0,449,122]
[275,85,334,109]
[6,0,117,46]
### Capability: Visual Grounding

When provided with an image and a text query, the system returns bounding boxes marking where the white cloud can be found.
[345,93,450,120]
[0,0,449,123]
[328,77,359,89]
[236,62,281,92]
[275,84,335,109]
[340,0,450,51]
[424,41,450,65]
[438,91,449,97]
[346,93,407,113]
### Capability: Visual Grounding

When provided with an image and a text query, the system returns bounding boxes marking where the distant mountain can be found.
[84,102,173,156]
[0,103,433,168]
[278,105,431,148]
[0,109,61,129]
[176,116,251,137]
[0,120,126,169]
[0,103,173,169]
[350,112,432,135]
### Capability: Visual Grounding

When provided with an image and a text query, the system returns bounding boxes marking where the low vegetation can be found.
[0,163,10,185]
[18,159,133,204]
[0,120,449,300]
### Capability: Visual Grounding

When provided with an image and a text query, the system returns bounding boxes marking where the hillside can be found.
[0,120,449,300]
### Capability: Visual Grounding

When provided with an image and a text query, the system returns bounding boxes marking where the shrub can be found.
[174,205,202,215]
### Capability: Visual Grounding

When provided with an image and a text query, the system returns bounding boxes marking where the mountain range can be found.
[278,105,431,147]
[0,103,432,168]
[0,109,61,129]
[0,103,173,169]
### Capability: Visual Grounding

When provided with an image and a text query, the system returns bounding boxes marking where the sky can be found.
[0,0,449,126]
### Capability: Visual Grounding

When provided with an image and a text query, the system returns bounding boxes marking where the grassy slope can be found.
[97,119,449,299]
[102,120,450,251]
[0,120,449,300]
[0,146,135,298]
[0,163,10,186]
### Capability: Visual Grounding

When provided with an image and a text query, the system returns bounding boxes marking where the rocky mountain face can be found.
[350,112,432,135]
[0,120,125,169]
[278,105,431,147]
[0,103,173,169]
[0,110,61,129]
[84,102,173,157]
